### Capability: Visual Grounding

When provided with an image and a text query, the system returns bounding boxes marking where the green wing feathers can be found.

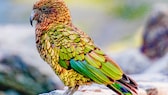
[61,44,124,84]
[70,50,138,95]
[85,50,123,80]
[70,50,138,94]
[70,59,111,84]
[47,25,137,94]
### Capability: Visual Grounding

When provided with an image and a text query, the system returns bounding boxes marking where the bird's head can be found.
[30,0,71,26]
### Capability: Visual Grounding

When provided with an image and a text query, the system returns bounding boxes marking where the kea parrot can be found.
[30,0,138,95]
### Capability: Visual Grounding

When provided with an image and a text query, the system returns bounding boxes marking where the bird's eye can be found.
[41,6,50,13]
[41,7,46,11]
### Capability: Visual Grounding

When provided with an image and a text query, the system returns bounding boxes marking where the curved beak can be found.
[30,10,35,26]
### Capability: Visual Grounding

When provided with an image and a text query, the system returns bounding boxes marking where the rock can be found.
[134,73,168,95]
[40,73,168,95]
[138,82,168,95]
[40,82,168,95]
[40,84,117,95]
[0,54,57,95]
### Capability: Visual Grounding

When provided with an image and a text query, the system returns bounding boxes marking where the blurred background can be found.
[0,0,168,95]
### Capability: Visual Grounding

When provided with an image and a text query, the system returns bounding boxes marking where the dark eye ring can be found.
[41,7,50,13]
[41,7,47,11]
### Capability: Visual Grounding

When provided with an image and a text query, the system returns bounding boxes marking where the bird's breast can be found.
[35,31,91,87]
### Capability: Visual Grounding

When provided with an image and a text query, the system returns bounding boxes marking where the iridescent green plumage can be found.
[30,0,138,94]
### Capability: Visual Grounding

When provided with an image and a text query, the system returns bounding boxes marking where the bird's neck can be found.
[36,13,72,31]
[36,18,72,32]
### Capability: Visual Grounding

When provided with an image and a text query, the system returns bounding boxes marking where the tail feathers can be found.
[107,74,138,95]
[117,74,138,94]
[107,83,132,95]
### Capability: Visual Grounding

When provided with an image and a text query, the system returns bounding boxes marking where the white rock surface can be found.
[40,84,117,95]
[39,83,168,95]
